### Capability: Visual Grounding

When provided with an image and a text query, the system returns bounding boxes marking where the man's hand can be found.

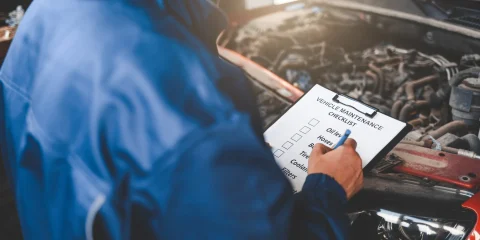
[308,139,363,199]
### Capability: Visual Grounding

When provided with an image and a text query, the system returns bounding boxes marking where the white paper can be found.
[264,85,406,192]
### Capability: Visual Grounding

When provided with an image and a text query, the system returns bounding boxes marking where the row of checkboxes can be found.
[273,118,320,158]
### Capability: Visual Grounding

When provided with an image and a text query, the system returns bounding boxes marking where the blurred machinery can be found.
[222,4,480,169]
[1,1,480,239]
[0,5,22,65]
[219,3,480,239]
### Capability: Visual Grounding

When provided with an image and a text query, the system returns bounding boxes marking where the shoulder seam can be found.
[0,71,31,101]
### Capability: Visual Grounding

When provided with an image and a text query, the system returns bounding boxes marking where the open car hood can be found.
[218,1,480,239]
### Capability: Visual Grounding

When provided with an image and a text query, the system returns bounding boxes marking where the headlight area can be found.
[349,209,474,240]
[347,175,477,240]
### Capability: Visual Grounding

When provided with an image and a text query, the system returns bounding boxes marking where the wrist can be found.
[303,174,347,205]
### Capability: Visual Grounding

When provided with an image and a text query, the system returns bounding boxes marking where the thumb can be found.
[312,143,332,156]
[343,138,357,150]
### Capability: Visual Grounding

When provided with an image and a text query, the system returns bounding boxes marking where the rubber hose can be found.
[408,116,428,127]
[423,120,468,140]
[365,70,378,92]
[405,75,438,101]
[461,134,480,155]
[399,100,429,122]
[398,62,406,75]
[369,63,384,95]
[400,140,459,154]
[375,56,402,65]
[442,146,460,154]
[391,100,404,119]
[393,85,406,100]
[449,67,480,86]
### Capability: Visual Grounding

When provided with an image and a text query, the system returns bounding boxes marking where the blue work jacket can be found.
[0,0,349,239]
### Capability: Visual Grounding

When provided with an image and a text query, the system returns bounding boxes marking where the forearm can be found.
[290,174,350,240]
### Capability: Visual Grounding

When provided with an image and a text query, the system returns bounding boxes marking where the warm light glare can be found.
[274,0,298,4]
[245,0,299,9]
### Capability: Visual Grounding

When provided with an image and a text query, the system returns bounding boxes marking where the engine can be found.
[220,4,480,239]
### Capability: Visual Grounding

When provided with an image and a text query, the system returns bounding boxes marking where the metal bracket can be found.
[429,136,442,151]
[372,154,404,174]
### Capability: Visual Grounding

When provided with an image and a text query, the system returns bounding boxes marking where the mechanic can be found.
[0,0,363,239]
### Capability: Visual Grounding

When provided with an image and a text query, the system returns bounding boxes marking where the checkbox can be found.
[291,133,302,142]
[309,118,319,127]
[300,126,311,134]
[274,149,285,158]
[282,141,293,150]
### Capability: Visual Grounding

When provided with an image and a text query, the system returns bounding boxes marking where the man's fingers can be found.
[343,138,357,150]
[312,143,332,156]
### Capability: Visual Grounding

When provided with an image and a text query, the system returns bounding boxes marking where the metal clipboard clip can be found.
[332,94,379,118]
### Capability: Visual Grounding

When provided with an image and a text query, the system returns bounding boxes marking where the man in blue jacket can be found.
[0,0,363,239]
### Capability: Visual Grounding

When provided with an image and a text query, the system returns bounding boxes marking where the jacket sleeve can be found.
[88,25,349,239]
[290,174,351,240]
[93,110,350,240]
[147,117,295,239]
[93,111,296,239]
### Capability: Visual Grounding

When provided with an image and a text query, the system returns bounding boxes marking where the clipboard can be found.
[329,93,411,171]
[332,94,378,118]
[264,85,412,192]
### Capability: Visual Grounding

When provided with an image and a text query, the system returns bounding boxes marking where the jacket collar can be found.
[164,0,228,51]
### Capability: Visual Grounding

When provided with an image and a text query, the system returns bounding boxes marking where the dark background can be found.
[0,0,32,27]
[0,1,31,13]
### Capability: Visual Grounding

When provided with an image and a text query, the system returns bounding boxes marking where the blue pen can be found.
[333,129,351,149]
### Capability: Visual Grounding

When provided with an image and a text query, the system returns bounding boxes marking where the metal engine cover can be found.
[392,143,480,190]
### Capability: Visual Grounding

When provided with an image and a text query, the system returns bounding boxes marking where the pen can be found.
[333,129,351,149]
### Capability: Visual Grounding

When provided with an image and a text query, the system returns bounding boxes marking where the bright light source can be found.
[274,0,298,4]
[245,0,273,10]
[245,0,299,9]
[400,222,410,228]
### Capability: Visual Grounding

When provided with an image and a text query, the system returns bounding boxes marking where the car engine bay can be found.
[219,2,480,239]
[1,1,480,239]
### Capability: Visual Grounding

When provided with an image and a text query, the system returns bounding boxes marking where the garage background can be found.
[0,0,437,239]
